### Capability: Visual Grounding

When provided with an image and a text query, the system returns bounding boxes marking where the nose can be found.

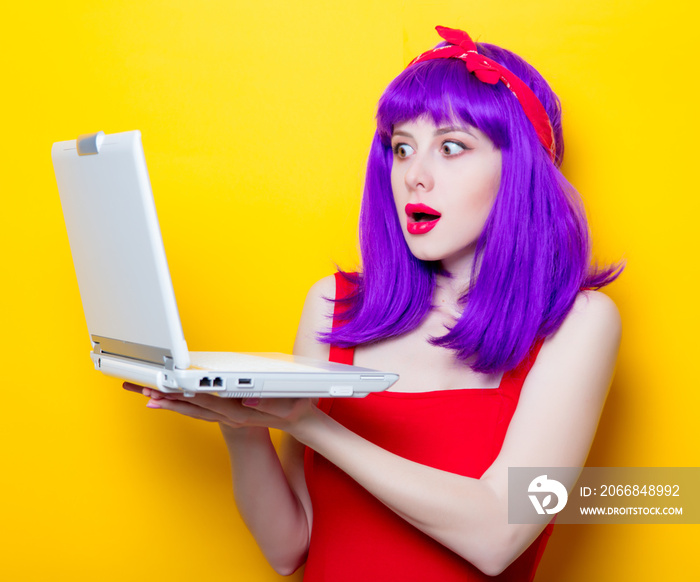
[404,152,434,192]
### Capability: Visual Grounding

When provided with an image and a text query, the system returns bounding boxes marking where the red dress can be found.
[303,273,553,581]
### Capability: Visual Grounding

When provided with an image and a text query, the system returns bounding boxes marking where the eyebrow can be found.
[436,126,478,138]
[391,126,479,139]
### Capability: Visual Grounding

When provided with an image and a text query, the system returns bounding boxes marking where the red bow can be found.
[407,26,557,162]
[423,26,503,84]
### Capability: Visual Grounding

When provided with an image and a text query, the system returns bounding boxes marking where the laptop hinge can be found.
[92,334,174,367]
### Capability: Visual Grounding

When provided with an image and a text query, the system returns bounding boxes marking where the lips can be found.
[405,203,442,234]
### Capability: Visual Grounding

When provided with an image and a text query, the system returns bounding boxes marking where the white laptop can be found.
[52,130,397,398]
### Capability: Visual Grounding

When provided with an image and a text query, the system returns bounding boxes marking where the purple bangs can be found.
[376,47,564,167]
[322,44,622,374]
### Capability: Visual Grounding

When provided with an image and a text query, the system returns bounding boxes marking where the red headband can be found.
[408,26,556,161]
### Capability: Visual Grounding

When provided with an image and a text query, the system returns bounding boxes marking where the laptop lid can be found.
[52,130,190,370]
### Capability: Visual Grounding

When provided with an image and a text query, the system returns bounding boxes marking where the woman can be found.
[129,27,622,580]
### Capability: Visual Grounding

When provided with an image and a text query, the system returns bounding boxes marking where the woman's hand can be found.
[122,382,319,436]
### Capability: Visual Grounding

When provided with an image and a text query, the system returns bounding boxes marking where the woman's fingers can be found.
[122,382,316,431]
[122,382,146,394]
[147,396,231,424]
[145,392,262,427]
[122,383,186,400]
[246,397,310,417]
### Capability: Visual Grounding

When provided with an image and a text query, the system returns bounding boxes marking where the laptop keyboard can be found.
[189,352,328,373]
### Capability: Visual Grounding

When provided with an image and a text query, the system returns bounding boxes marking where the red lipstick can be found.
[405,203,441,234]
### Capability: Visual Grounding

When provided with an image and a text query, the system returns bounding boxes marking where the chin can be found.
[405,244,448,264]
[405,240,478,272]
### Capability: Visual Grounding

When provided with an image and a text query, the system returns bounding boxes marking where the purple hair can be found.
[322,43,622,373]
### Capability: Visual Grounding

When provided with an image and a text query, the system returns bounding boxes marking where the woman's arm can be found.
[142,284,620,576]
[218,276,335,573]
[218,425,309,575]
[130,276,335,575]
[129,390,311,575]
[279,289,621,575]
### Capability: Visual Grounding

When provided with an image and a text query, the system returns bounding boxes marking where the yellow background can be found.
[1,1,697,580]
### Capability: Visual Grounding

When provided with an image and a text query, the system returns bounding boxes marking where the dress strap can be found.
[500,337,545,392]
[328,272,356,365]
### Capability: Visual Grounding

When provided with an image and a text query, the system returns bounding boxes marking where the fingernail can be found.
[242,398,260,407]
[146,399,161,409]
[143,388,152,397]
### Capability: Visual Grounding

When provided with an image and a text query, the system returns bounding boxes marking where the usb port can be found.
[237,378,252,387]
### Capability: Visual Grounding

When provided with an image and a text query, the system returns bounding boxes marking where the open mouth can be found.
[412,211,441,222]
[405,203,441,234]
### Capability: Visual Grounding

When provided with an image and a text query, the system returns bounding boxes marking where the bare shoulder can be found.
[307,274,337,304]
[566,290,621,333]
[535,289,621,376]
[544,290,622,361]
[292,275,336,360]
[303,275,337,324]
[489,291,622,472]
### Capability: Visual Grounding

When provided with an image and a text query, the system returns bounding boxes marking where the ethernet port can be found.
[213,377,224,388]
[199,377,212,387]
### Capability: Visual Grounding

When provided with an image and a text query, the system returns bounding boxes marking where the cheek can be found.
[455,165,501,230]
[489,161,502,200]
[390,169,406,218]
[473,157,501,213]
[482,176,500,215]
[390,164,401,195]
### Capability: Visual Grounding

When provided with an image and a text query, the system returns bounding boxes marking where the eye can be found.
[393,143,415,159]
[441,141,466,155]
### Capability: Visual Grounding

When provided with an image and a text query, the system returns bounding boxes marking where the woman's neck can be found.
[436,246,477,308]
